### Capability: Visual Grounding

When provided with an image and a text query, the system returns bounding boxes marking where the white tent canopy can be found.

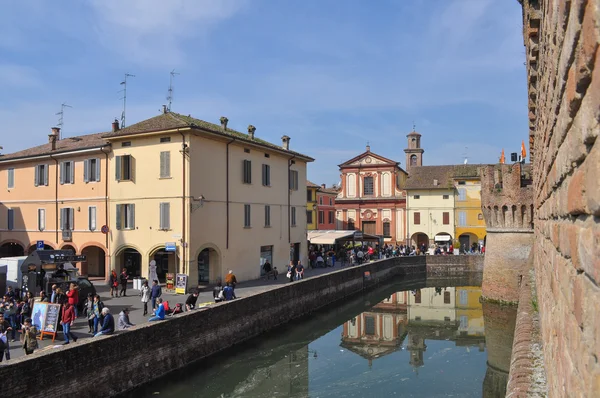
[308,230,380,245]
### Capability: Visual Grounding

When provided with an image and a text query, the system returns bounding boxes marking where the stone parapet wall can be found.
[482,230,534,303]
[521,0,600,396]
[0,255,481,398]
[506,266,547,397]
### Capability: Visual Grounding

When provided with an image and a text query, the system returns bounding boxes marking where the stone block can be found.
[584,141,600,215]
[566,166,588,215]
[578,223,600,284]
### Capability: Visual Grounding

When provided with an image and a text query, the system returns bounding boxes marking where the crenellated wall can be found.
[480,164,534,303]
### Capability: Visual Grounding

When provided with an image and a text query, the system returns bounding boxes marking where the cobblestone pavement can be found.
[2,264,344,361]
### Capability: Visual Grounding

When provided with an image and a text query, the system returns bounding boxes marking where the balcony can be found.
[62,229,73,242]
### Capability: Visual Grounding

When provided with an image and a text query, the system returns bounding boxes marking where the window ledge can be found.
[158,177,172,180]
[264,225,271,228]
[244,226,252,229]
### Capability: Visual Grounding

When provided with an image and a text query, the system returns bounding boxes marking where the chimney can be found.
[220,116,229,131]
[366,143,371,152]
[112,119,120,132]
[282,135,290,150]
[433,179,438,186]
[162,105,168,114]
[321,184,326,189]
[49,127,59,150]
[247,125,256,140]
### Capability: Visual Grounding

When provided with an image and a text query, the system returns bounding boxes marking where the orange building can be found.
[335,144,408,243]
[0,128,110,277]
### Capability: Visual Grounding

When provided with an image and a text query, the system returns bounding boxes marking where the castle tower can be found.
[404,130,424,172]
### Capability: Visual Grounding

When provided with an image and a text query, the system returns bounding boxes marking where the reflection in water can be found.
[482,301,518,398]
[127,281,515,398]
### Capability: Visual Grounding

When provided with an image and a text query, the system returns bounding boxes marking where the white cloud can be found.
[88,0,246,65]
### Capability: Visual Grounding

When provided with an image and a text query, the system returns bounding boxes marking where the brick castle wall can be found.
[480,164,534,302]
[521,0,600,396]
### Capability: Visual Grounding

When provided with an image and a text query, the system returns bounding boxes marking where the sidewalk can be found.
[2,265,343,361]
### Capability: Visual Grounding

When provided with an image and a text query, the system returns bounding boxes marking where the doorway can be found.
[362,221,376,235]
[122,248,141,277]
[290,243,300,264]
[198,249,210,284]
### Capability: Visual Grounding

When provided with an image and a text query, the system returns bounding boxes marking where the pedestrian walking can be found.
[150,280,162,310]
[20,318,38,355]
[61,302,78,345]
[66,283,79,317]
[140,281,151,316]
[0,313,13,362]
[84,293,94,333]
[91,294,104,335]
[119,268,129,297]
[109,270,119,298]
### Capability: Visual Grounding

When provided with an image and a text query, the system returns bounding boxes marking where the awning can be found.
[434,235,452,242]
[308,230,380,244]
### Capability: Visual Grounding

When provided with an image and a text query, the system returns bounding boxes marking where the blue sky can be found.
[0,0,527,185]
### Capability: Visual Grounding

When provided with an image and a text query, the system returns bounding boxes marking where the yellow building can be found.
[405,166,456,248]
[105,112,313,284]
[306,181,319,230]
[453,165,486,250]
[455,285,485,337]
[0,111,313,285]
[0,127,110,277]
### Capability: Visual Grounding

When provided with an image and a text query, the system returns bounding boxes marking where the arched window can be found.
[410,155,417,166]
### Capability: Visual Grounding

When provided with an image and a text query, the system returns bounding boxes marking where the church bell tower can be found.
[404,129,424,172]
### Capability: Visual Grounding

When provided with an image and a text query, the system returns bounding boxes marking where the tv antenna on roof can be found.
[166,69,180,112]
[119,73,135,128]
[55,103,72,140]
[463,146,469,164]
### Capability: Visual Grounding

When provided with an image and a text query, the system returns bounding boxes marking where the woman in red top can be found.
[61,302,78,345]
[66,283,79,317]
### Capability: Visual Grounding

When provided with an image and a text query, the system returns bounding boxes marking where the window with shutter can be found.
[243,160,252,184]
[7,168,14,189]
[159,202,170,230]
[44,164,49,186]
[443,212,450,225]
[38,209,45,231]
[115,156,122,180]
[306,210,313,224]
[264,205,270,227]
[127,204,135,229]
[244,204,251,227]
[116,205,122,230]
[7,209,14,230]
[318,211,324,224]
[95,158,101,182]
[328,211,334,224]
[458,211,467,226]
[291,207,296,226]
[262,164,270,186]
[458,188,466,201]
[160,151,171,178]
[68,208,74,230]
[89,207,96,231]
[414,212,421,225]
[84,159,90,183]
[289,170,298,190]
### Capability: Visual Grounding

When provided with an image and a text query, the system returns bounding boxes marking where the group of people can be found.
[109,268,130,297]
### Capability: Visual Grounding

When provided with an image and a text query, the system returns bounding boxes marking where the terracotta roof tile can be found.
[104,112,314,161]
[404,165,456,190]
[0,132,109,161]
[306,180,320,188]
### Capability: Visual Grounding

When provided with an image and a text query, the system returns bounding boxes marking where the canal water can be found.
[127,277,516,398]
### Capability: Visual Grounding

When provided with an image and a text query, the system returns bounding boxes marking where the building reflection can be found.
[341,291,409,367]
[341,286,486,371]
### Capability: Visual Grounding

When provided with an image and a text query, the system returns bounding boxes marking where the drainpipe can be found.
[288,155,296,243]
[179,130,187,274]
[226,138,236,249]
[50,154,59,244]
[100,146,110,275]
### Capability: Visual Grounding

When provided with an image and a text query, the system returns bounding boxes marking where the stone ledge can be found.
[506,262,548,397]
[487,228,535,234]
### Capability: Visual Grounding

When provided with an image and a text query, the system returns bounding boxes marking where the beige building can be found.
[104,112,312,284]
[0,112,312,285]
[0,128,109,276]
[405,166,456,248]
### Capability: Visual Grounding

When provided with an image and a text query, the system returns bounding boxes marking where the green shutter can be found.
[115,156,122,180]
[116,205,122,230]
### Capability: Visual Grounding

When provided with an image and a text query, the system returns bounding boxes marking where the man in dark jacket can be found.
[94,307,115,337]
[150,280,162,310]
[185,291,199,311]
